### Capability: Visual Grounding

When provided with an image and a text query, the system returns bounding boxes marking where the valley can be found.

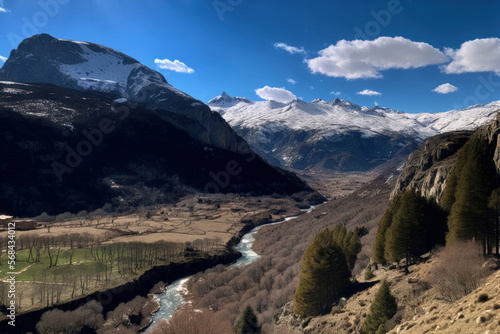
[0,13,499,332]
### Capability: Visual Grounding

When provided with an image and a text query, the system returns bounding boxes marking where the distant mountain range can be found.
[0,35,315,216]
[209,92,500,171]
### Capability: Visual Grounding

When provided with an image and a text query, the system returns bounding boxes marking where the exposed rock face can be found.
[0,34,242,152]
[392,114,500,201]
[391,131,472,201]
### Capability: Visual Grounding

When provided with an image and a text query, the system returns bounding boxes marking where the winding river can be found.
[146,205,317,330]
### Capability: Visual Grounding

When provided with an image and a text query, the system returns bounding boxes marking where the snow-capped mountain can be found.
[0,34,241,152]
[208,91,251,109]
[209,93,500,171]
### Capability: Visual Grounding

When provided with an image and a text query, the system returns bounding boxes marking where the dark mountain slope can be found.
[0,82,313,216]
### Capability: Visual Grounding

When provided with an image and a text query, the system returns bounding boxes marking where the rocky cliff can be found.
[392,113,500,201]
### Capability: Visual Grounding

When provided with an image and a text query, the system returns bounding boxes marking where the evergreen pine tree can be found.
[362,280,397,334]
[372,196,401,264]
[235,306,261,334]
[446,136,495,253]
[294,228,351,317]
[488,187,500,256]
[440,137,473,213]
[384,191,425,269]
[345,231,362,270]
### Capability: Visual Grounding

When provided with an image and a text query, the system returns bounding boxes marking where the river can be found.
[146,205,317,330]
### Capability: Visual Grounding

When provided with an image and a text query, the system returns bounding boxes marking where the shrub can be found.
[150,309,233,334]
[36,301,103,334]
[428,241,488,302]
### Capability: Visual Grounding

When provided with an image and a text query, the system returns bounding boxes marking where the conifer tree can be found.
[446,136,495,253]
[345,231,362,270]
[372,196,402,264]
[488,187,500,256]
[384,191,424,270]
[294,228,351,317]
[362,280,397,334]
[235,306,261,334]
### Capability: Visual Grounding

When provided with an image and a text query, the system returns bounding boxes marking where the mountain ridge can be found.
[209,92,500,171]
[0,33,243,152]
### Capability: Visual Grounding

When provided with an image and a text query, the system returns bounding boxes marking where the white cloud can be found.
[255,86,297,103]
[286,78,297,85]
[0,0,8,12]
[330,91,342,96]
[442,38,500,75]
[0,55,7,63]
[307,36,448,79]
[433,83,458,94]
[0,0,9,12]
[356,89,381,96]
[154,58,194,73]
[274,42,306,55]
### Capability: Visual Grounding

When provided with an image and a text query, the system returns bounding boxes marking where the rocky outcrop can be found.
[391,131,472,201]
[392,113,500,201]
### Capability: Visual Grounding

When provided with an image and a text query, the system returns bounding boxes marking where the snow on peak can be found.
[208,92,251,107]
[210,96,500,140]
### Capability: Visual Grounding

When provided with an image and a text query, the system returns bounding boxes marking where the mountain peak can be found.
[208,92,251,106]
[0,34,249,152]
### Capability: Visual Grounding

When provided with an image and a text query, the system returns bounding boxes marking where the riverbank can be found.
[147,204,321,331]
[0,203,313,333]
[0,248,240,333]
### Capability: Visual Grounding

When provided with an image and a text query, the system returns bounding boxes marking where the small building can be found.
[0,215,13,228]
[12,220,38,230]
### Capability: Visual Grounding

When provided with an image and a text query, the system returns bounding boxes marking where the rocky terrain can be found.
[273,255,500,334]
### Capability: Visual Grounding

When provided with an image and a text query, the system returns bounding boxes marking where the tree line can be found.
[0,233,223,311]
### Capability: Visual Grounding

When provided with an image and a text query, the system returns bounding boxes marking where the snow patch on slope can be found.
[58,44,136,95]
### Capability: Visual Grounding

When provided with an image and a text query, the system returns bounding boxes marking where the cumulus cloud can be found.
[433,83,458,94]
[255,86,297,103]
[286,78,297,85]
[154,58,194,73]
[356,89,381,96]
[307,36,448,79]
[442,38,500,75]
[0,55,7,63]
[274,42,306,55]
[330,91,342,96]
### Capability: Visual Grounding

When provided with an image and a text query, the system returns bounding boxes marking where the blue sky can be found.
[0,0,500,113]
